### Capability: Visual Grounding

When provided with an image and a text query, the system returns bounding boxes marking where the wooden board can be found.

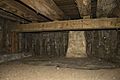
[20,0,65,20]
[0,0,48,22]
[9,18,120,32]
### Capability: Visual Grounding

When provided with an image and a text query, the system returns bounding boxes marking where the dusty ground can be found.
[0,57,120,80]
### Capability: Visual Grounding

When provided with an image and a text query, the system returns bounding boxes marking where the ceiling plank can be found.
[0,0,48,22]
[0,9,29,23]
[19,0,65,20]
[9,18,120,32]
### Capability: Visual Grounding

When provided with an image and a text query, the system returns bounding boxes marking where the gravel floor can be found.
[0,57,120,80]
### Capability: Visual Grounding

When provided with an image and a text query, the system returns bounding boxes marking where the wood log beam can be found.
[0,0,48,22]
[9,18,120,32]
[0,9,29,23]
[19,0,65,20]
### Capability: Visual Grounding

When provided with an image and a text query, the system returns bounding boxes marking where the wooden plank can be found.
[75,0,91,17]
[9,18,120,32]
[0,9,29,23]
[19,0,65,20]
[74,0,91,58]
[0,0,48,22]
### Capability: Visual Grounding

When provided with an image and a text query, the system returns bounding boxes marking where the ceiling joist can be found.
[0,0,48,22]
[19,0,66,20]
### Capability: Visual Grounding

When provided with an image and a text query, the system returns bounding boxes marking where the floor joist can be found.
[9,18,120,32]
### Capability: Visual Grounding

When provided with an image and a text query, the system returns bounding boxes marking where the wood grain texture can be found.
[20,0,65,20]
[9,18,120,32]
[0,0,48,22]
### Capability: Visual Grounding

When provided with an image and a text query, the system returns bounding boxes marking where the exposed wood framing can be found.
[19,0,65,20]
[0,9,28,23]
[0,0,48,22]
[9,18,120,32]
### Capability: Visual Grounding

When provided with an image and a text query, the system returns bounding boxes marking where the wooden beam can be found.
[19,0,65,20]
[0,9,28,23]
[75,0,91,17]
[9,18,120,32]
[0,0,48,22]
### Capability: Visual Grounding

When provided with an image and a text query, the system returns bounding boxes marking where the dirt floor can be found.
[0,57,120,80]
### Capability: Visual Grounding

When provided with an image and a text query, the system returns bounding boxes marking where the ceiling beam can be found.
[0,9,29,23]
[9,18,120,32]
[19,0,65,20]
[0,0,48,22]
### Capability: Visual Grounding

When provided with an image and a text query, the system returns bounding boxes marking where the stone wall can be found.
[85,30,120,62]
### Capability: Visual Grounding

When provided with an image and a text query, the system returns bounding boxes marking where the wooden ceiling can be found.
[0,0,119,23]
[53,0,80,19]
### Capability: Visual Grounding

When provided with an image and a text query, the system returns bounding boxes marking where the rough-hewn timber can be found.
[0,0,48,22]
[19,0,65,20]
[9,18,120,32]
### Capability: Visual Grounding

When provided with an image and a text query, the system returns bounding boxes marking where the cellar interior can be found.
[0,0,120,80]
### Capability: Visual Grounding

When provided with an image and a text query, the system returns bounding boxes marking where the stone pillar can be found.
[66,31,87,58]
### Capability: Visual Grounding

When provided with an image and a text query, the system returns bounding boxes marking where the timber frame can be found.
[0,0,119,31]
[9,18,120,32]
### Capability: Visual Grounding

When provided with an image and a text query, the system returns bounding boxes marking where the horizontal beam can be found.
[0,0,48,22]
[9,18,120,32]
